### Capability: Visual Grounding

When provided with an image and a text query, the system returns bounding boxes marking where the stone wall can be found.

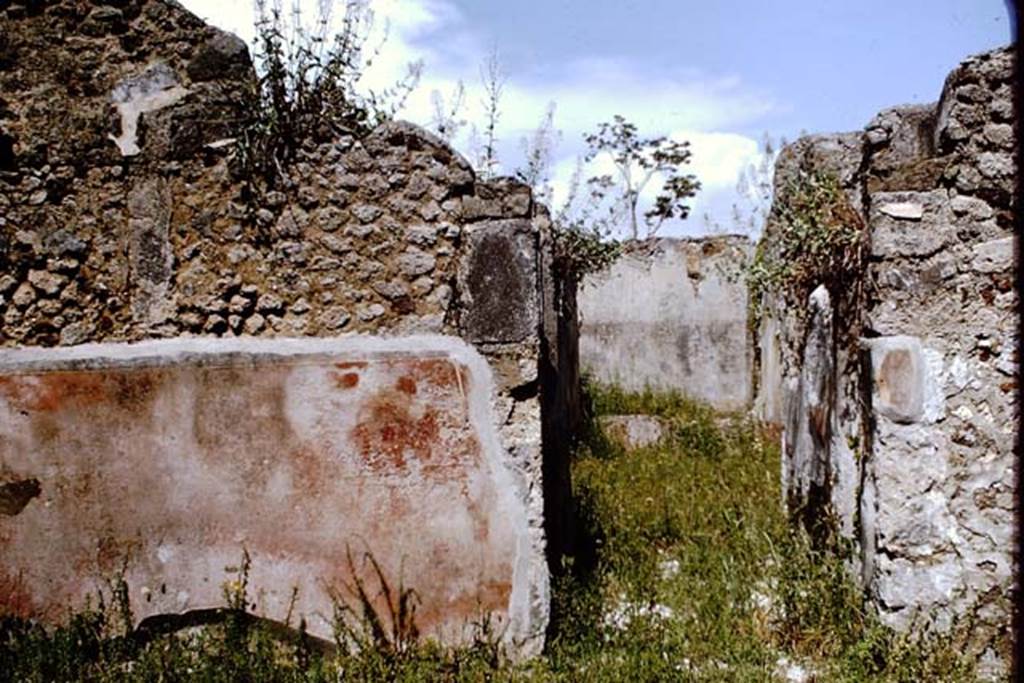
[0,0,580,657]
[755,46,1016,669]
[579,236,752,411]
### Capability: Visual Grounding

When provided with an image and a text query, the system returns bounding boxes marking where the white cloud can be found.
[178,0,778,237]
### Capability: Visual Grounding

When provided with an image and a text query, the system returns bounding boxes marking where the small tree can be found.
[583,115,700,240]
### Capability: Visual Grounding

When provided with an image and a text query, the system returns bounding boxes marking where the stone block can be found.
[599,415,667,450]
[0,337,547,656]
[458,220,539,344]
[869,190,952,259]
[970,236,1015,273]
[186,31,251,83]
[865,335,927,424]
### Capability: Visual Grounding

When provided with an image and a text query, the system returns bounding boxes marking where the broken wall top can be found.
[0,0,542,352]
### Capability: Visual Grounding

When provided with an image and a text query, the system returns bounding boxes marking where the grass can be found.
[0,382,999,681]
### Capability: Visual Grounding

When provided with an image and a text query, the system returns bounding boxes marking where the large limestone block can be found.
[864,335,927,424]
[599,415,667,450]
[458,220,539,344]
[0,337,547,656]
[869,190,954,259]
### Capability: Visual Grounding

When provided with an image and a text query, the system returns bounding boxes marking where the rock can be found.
[320,234,352,255]
[373,280,408,300]
[57,321,92,346]
[599,415,667,450]
[256,293,284,313]
[351,203,383,223]
[81,5,125,35]
[412,276,434,296]
[971,237,1015,273]
[458,220,539,344]
[864,336,928,424]
[27,270,65,296]
[274,209,307,239]
[186,31,251,83]
[406,224,439,246]
[243,313,266,334]
[203,297,227,314]
[982,123,1014,149]
[950,195,993,219]
[977,152,1013,179]
[356,303,386,322]
[878,202,923,220]
[317,306,350,330]
[345,223,375,239]
[38,299,62,316]
[228,295,252,315]
[397,247,436,277]
[315,205,346,232]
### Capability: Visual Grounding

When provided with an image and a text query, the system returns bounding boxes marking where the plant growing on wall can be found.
[235,0,422,191]
[747,170,866,336]
[515,115,622,279]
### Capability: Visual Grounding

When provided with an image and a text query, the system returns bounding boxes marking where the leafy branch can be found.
[583,115,701,240]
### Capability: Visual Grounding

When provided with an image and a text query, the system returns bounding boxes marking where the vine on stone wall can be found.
[747,170,867,342]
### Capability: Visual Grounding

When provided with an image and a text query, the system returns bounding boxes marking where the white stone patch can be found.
[156,545,175,564]
[864,335,925,424]
[878,202,924,220]
[774,656,811,683]
[945,356,972,395]
[659,558,681,580]
[921,348,946,423]
[109,62,189,156]
[971,236,1016,273]
[953,405,974,421]
[603,595,675,632]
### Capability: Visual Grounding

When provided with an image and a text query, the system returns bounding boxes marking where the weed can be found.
[747,169,868,347]
[329,546,421,657]
[232,0,422,223]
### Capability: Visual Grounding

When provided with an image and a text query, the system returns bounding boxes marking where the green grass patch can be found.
[0,382,998,681]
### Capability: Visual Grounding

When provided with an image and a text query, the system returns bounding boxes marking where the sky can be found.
[179,0,1013,238]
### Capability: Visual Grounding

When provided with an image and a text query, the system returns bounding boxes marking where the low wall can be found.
[0,337,542,651]
[578,237,752,411]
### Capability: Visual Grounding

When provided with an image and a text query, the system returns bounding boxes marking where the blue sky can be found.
[181,0,1013,237]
